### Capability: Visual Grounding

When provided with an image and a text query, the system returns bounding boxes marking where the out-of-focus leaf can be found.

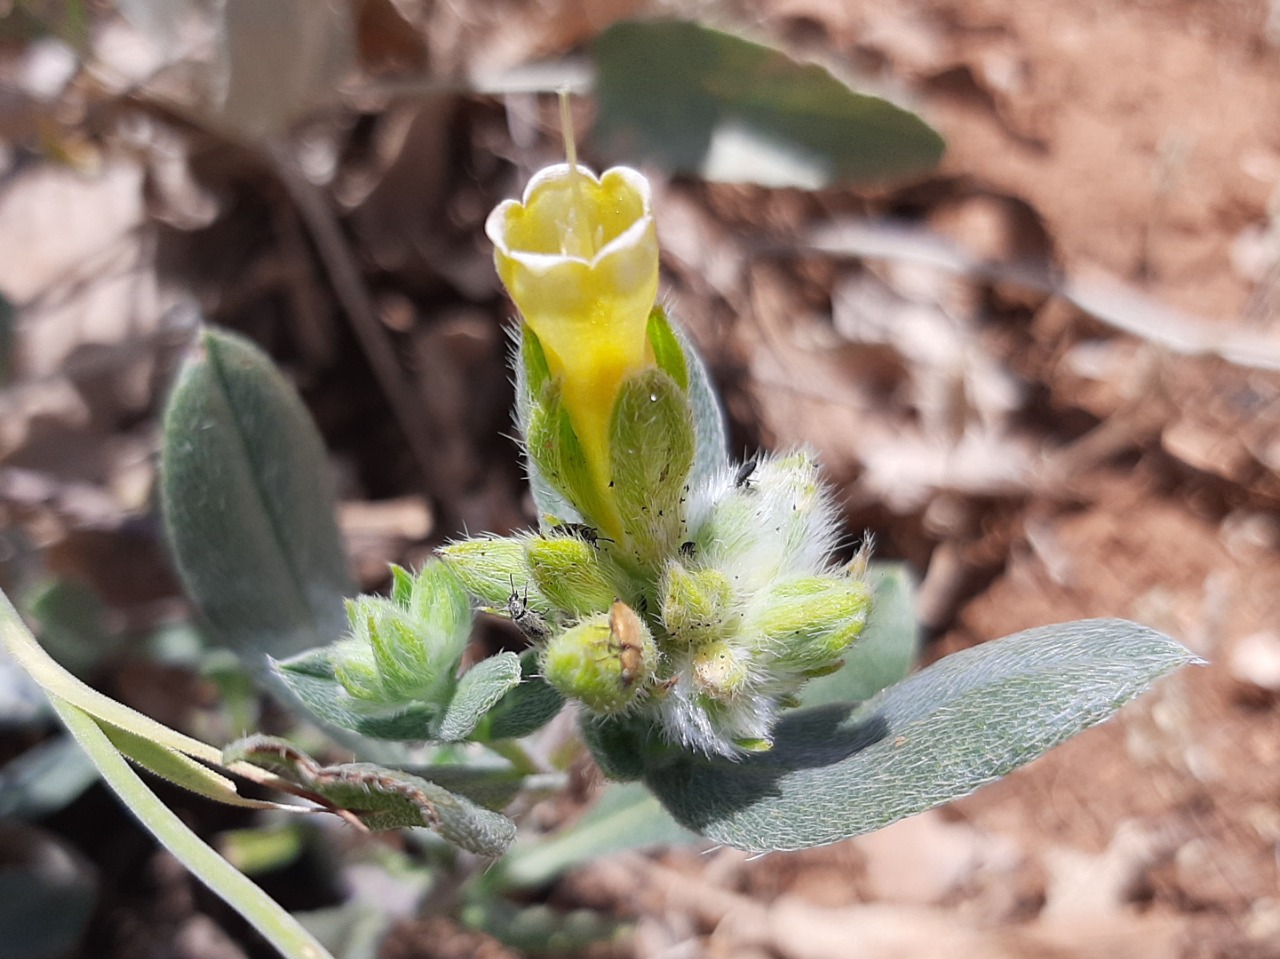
[645,619,1197,851]
[0,737,97,819]
[161,327,354,673]
[225,736,517,857]
[295,901,392,959]
[25,577,116,676]
[437,653,522,742]
[0,822,96,959]
[218,823,307,876]
[592,20,944,188]
[470,650,564,742]
[797,561,919,707]
[490,782,696,892]
[459,898,628,957]
[0,291,13,387]
[673,317,728,493]
[215,0,355,139]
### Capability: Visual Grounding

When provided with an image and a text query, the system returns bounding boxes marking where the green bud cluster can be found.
[437,309,874,759]
[330,561,471,710]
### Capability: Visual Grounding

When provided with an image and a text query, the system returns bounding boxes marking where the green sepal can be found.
[520,321,551,397]
[273,649,440,741]
[526,386,613,535]
[273,645,533,745]
[525,535,618,617]
[403,560,472,664]
[330,560,473,706]
[646,307,688,391]
[224,736,516,856]
[609,368,695,569]
[389,564,415,606]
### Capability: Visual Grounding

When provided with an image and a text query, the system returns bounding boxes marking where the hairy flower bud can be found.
[541,600,656,714]
[659,560,736,647]
[439,536,547,613]
[749,576,872,675]
[525,534,618,617]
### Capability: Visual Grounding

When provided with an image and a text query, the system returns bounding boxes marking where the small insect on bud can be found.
[734,457,758,490]
[506,577,551,643]
[438,535,547,611]
[562,522,614,547]
[541,599,656,715]
[609,599,648,689]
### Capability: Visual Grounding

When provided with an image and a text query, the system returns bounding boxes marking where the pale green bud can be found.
[750,575,871,675]
[754,451,840,575]
[525,534,618,617]
[609,367,695,569]
[404,561,472,662]
[541,600,655,714]
[439,536,548,613]
[695,450,841,590]
[690,639,754,699]
[659,561,736,647]
[331,560,473,706]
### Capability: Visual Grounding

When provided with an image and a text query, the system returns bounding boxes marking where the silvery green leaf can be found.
[677,325,728,491]
[472,651,565,742]
[436,653,523,742]
[161,328,353,672]
[645,619,1197,851]
[592,20,944,187]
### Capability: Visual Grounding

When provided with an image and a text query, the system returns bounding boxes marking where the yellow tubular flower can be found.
[486,163,659,541]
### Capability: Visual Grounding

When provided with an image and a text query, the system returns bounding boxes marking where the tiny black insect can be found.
[506,576,550,642]
[734,458,758,489]
[555,522,613,547]
[679,540,697,558]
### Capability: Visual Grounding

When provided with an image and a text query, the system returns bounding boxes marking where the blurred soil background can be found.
[2,1,1280,958]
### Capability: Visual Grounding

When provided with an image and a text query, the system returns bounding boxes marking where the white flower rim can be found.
[485,164,654,275]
